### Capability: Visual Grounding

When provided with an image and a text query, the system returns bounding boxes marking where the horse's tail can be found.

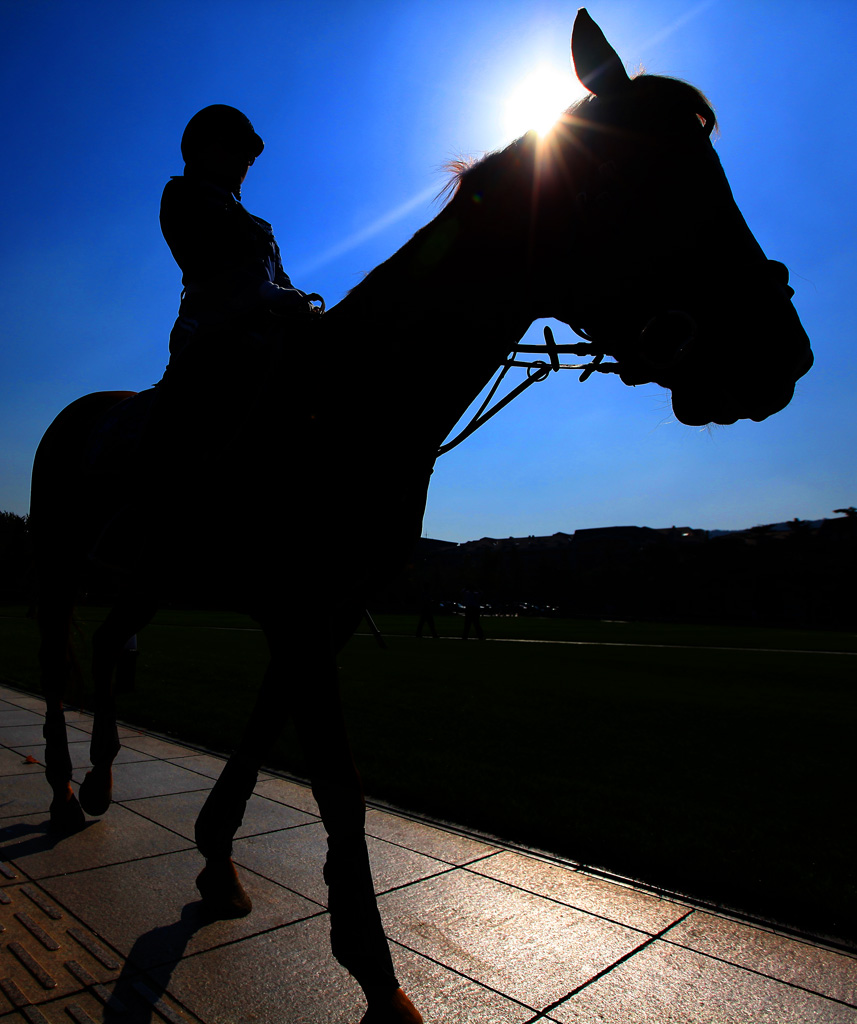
[30,391,136,705]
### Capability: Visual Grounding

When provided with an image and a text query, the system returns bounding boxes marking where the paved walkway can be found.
[1,681,855,1023]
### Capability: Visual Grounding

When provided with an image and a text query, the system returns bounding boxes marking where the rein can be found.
[437,325,619,456]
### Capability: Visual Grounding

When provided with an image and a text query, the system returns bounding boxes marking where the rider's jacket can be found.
[160,172,308,358]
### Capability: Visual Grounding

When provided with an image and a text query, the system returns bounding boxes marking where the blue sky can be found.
[1,0,854,542]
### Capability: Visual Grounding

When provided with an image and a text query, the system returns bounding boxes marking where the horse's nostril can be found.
[768,260,794,297]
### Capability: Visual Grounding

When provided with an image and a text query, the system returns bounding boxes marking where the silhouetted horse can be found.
[30,12,812,1023]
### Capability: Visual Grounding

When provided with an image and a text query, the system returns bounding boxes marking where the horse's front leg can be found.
[79,602,153,816]
[293,658,422,1022]
[42,702,84,832]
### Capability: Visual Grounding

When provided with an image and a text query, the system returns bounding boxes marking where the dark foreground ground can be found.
[1,606,854,950]
[4,679,856,1023]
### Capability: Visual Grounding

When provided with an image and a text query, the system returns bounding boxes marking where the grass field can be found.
[1,604,854,949]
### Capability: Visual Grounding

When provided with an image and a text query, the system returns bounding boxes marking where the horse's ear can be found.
[572,8,630,96]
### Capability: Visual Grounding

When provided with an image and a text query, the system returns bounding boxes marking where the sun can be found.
[503,63,588,139]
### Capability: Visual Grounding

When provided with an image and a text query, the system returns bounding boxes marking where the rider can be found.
[150,104,322,493]
[90,106,322,573]
[160,103,319,372]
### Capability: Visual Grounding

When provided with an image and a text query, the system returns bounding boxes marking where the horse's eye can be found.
[695,111,714,135]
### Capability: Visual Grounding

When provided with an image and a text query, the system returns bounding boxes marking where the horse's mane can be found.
[442,74,717,205]
[344,73,717,308]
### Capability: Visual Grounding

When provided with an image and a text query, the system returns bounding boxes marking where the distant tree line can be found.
[2,508,853,630]
[390,515,856,631]
[0,511,33,603]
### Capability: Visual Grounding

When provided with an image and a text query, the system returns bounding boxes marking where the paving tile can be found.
[0,880,129,1014]
[231,823,329,902]
[40,848,320,970]
[253,775,320,816]
[0,771,57,821]
[365,807,497,865]
[0,724,91,748]
[0,746,45,776]
[548,939,857,1023]
[0,708,44,728]
[470,850,689,934]
[125,788,317,842]
[3,693,853,1024]
[60,711,93,733]
[0,854,23,886]
[666,910,857,1004]
[166,922,535,1023]
[0,986,203,1024]
[120,734,201,759]
[379,868,647,1010]
[0,804,192,879]
[161,752,230,779]
[0,689,44,710]
[71,759,214,802]
[55,714,143,740]
[164,914,366,1024]
[10,740,154,771]
[168,753,288,782]
[232,823,451,905]
[0,689,45,712]
[0,875,203,1021]
[392,941,535,1022]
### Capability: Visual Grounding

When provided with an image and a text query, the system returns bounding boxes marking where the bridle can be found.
[436,106,711,457]
[437,310,696,457]
[436,326,615,456]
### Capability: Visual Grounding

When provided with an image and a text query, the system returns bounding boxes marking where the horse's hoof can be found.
[360,988,423,1023]
[49,792,87,834]
[196,859,253,919]
[79,768,113,816]
[78,767,113,816]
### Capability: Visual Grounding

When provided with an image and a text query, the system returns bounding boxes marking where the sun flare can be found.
[503,63,587,138]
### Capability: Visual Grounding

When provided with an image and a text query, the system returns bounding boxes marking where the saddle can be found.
[84,383,264,577]
[85,388,161,475]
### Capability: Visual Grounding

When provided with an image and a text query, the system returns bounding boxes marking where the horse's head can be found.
[531,9,813,426]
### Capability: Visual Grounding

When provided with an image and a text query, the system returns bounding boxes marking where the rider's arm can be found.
[161,177,310,321]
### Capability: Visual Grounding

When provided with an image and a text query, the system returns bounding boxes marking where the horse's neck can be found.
[326,196,537,450]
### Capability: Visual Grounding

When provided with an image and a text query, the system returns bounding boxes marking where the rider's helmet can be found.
[180,105,264,164]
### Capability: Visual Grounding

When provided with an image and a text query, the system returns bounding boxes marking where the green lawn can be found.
[1,605,854,949]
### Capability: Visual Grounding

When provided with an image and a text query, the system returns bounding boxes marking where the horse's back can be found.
[30,391,138,566]
[34,391,138,468]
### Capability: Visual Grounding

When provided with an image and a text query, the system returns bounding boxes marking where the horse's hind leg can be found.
[38,594,86,833]
[79,598,155,816]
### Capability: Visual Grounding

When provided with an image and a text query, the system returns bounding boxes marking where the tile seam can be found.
[658,934,857,1009]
